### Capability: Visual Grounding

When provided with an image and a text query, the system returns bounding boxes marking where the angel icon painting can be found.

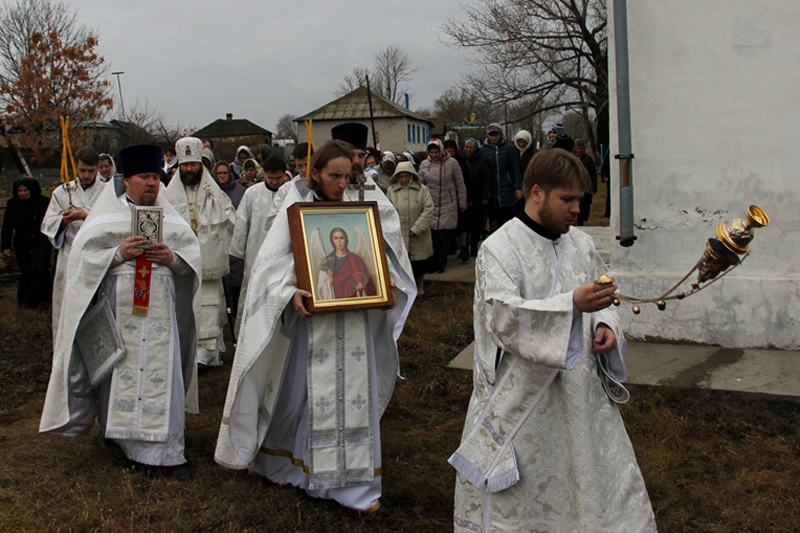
[288,201,395,313]
[309,226,377,300]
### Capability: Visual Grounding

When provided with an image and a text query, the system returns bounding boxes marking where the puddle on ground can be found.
[660,348,745,387]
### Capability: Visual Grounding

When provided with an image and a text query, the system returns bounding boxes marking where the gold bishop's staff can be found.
[594,205,770,314]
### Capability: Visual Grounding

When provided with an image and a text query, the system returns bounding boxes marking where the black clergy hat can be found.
[331,123,368,151]
[119,145,164,178]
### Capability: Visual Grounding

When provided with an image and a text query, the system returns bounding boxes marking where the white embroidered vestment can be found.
[451,219,657,533]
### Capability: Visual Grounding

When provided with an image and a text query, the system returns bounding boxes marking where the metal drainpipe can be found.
[613,0,636,246]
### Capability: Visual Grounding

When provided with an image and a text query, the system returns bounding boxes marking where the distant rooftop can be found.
[451,119,479,129]
[193,113,272,138]
[296,87,433,124]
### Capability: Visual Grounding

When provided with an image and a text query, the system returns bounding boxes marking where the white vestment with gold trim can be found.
[215,179,415,511]
[164,168,235,366]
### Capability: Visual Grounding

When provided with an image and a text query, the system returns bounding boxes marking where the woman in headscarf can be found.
[229,145,254,181]
[238,158,265,188]
[365,153,379,173]
[513,130,536,214]
[98,154,117,182]
[377,151,397,192]
[403,151,420,171]
[419,138,467,273]
[201,148,215,173]
[514,130,535,176]
[163,147,179,175]
[386,161,434,296]
[1,177,52,308]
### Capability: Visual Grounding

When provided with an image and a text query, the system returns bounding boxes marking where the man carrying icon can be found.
[215,137,415,513]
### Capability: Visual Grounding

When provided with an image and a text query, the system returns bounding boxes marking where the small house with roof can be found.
[193,113,273,162]
[295,87,434,154]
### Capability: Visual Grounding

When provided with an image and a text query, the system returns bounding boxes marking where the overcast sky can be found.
[61,0,475,133]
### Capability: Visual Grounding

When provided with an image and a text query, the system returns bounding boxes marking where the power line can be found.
[101,50,336,95]
[80,14,345,79]
[78,14,451,95]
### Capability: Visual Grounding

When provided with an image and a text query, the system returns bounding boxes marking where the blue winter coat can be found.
[480,137,522,208]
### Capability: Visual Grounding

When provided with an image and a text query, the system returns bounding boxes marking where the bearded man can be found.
[450,148,657,533]
[40,144,202,480]
[164,137,235,368]
[265,124,376,235]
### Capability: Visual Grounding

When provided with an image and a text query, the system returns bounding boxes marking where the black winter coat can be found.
[1,178,51,270]
[463,150,492,205]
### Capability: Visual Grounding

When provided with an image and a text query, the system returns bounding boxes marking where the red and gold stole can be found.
[132,255,153,317]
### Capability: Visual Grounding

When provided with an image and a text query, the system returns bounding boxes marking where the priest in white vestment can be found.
[164,137,235,367]
[41,147,106,340]
[266,133,378,234]
[229,155,287,332]
[450,149,657,533]
[40,145,202,479]
[215,138,416,512]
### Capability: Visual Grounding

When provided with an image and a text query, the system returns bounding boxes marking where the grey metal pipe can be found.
[613,0,636,246]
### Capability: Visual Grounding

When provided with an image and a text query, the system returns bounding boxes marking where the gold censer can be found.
[597,205,770,314]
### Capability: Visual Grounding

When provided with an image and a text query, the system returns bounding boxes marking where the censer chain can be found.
[612,253,750,304]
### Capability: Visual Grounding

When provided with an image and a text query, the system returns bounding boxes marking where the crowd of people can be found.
[1,119,654,531]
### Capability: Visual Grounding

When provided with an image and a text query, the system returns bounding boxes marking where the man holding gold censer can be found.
[450,148,658,533]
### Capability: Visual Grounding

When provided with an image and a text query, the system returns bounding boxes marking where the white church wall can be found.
[609,1,800,349]
[295,118,432,154]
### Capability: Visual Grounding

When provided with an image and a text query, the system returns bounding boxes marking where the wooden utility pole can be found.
[365,76,378,148]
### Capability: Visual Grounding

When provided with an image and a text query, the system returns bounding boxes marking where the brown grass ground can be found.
[1,272,799,531]
[585,177,610,228]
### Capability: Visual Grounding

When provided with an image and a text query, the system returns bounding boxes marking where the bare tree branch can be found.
[429,86,494,125]
[442,0,608,150]
[276,113,298,141]
[150,116,193,147]
[336,46,416,104]
[336,67,370,96]
[372,45,416,104]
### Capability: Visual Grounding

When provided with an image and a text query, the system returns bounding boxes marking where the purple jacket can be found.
[419,154,467,230]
